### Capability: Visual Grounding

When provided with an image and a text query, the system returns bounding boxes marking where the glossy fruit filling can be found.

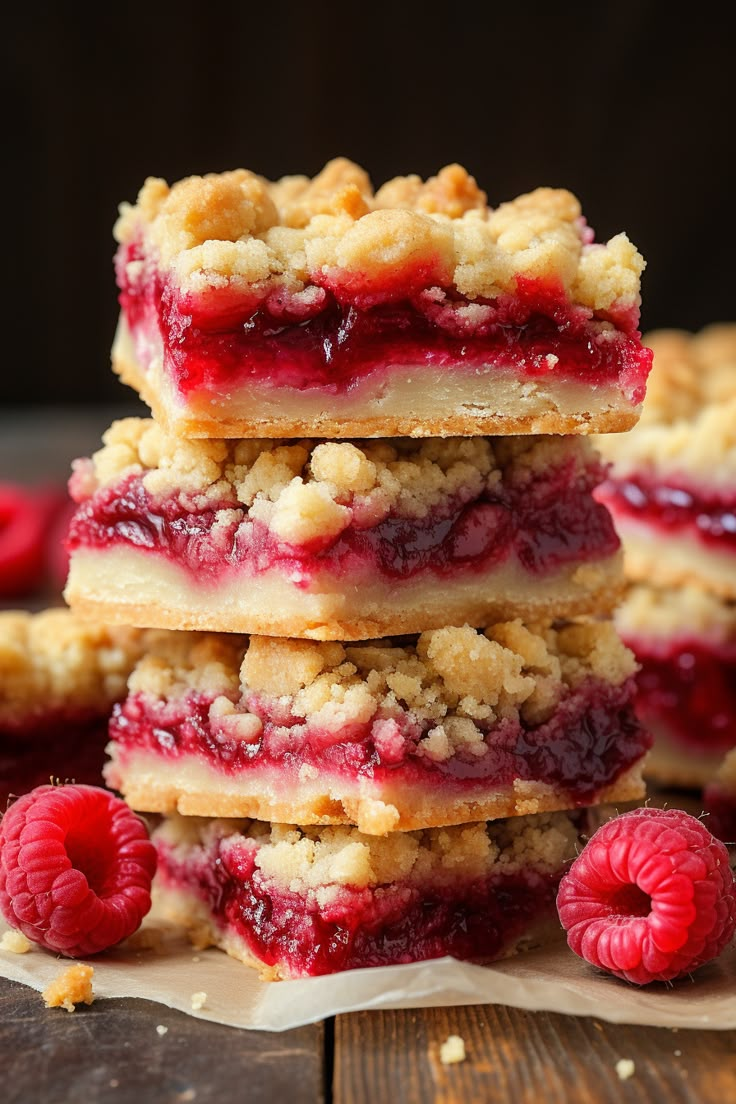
[155,836,562,975]
[67,458,620,585]
[622,634,736,755]
[111,678,648,806]
[598,475,736,553]
[117,239,651,402]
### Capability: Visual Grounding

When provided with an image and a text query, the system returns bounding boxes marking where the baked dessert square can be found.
[704,749,736,844]
[597,326,736,599]
[616,584,736,788]
[0,608,153,803]
[105,619,649,833]
[64,419,623,639]
[152,809,585,978]
[113,159,651,439]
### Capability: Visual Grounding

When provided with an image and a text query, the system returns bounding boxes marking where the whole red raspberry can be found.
[557,807,736,985]
[0,784,156,957]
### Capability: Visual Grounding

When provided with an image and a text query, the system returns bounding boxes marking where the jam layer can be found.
[599,475,736,555]
[109,678,649,824]
[622,635,736,756]
[153,811,580,977]
[68,463,620,589]
[118,247,651,404]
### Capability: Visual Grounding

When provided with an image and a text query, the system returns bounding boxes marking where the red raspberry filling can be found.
[67,457,620,584]
[621,633,736,755]
[0,784,156,957]
[156,835,563,976]
[598,474,736,554]
[118,240,651,404]
[557,807,736,985]
[110,678,649,807]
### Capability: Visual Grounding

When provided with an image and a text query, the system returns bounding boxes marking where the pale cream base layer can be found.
[644,720,729,789]
[65,546,623,640]
[618,523,736,601]
[113,318,639,439]
[108,748,646,834]
[151,880,564,982]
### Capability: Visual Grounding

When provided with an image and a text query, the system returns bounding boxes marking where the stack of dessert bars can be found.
[597,326,736,791]
[63,160,654,978]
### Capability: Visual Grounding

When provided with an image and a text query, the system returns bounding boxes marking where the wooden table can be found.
[2,409,735,1102]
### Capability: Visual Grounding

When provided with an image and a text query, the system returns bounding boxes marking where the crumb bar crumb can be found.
[615,1059,636,1081]
[42,963,95,1012]
[0,930,33,954]
[439,1035,467,1064]
[190,991,207,1011]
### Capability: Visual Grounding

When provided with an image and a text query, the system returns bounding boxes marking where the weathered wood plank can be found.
[0,977,324,1104]
[334,1004,736,1104]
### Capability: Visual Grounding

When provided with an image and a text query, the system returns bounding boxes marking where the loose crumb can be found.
[190,991,207,1011]
[42,963,95,1013]
[439,1034,467,1065]
[0,930,33,954]
[191,956,201,963]
[674,1049,682,1057]
[109,1080,120,1089]
[615,1059,635,1081]
[156,1024,169,1036]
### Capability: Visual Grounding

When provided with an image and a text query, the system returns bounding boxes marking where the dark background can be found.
[4,1,736,406]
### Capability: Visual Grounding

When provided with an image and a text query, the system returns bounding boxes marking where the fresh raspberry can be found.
[0,784,156,957]
[557,807,736,985]
[0,483,68,597]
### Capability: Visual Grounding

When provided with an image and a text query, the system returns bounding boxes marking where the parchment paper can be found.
[2,915,735,1032]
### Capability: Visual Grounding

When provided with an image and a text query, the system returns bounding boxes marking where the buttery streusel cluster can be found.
[598,325,736,478]
[74,417,599,546]
[128,620,636,760]
[157,809,580,896]
[0,609,153,729]
[115,159,644,315]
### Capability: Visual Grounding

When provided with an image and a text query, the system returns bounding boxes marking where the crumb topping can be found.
[115,159,644,315]
[76,417,600,547]
[0,929,33,954]
[42,963,95,1012]
[616,584,736,643]
[597,325,736,479]
[0,609,158,727]
[157,810,579,895]
[129,619,636,758]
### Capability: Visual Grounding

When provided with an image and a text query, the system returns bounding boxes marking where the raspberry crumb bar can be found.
[616,584,736,787]
[152,810,583,978]
[597,326,736,600]
[106,620,649,833]
[113,159,651,439]
[64,420,623,639]
[0,609,151,802]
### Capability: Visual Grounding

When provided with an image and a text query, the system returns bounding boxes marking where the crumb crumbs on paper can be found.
[615,1059,635,1081]
[156,1024,169,1036]
[674,1049,682,1057]
[439,1035,466,1065]
[0,930,33,954]
[190,991,207,1011]
[42,964,95,1012]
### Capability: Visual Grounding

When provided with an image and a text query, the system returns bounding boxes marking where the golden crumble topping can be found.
[79,417,601,547]
[114,159,644,315]
[42,963,95,1012]
[616,584,736,643]
[597,325,736,479]
[0,609,155,728]
[157,810,579,896]
[129,619,636,760]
